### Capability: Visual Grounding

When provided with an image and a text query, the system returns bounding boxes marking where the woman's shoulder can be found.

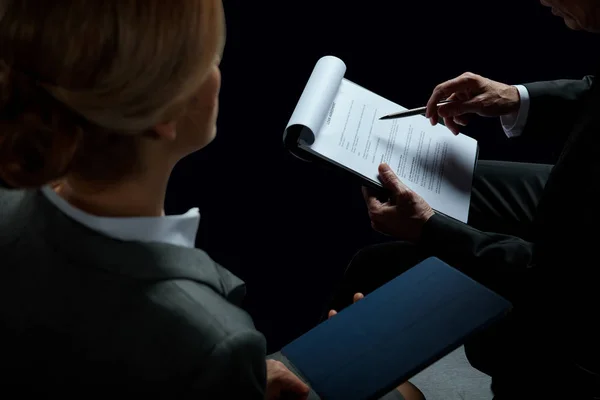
[146,276,259,340]
[122,277,267,377]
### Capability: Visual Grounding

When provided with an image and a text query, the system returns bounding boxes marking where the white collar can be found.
[41,186,200,249]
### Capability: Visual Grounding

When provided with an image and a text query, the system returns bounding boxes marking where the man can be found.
[332,0,600,398]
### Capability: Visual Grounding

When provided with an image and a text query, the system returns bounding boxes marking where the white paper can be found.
[303,79,477,223]
[286,56,346,137]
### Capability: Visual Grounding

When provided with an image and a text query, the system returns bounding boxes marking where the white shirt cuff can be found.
[500,85,530,138]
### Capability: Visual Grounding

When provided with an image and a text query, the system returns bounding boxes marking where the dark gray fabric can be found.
[0,188,267,397]
[468,160,552,239]
[268,352,405,400]
[522,76,594,145]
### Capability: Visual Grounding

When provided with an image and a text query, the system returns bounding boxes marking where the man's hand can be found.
[364,164,434,242]
[426,72,521,135]
[266,359,310,400]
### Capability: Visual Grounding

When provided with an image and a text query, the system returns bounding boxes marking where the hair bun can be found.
[0,60,82,188]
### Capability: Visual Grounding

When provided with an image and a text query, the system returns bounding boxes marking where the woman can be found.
[0,1,423,398]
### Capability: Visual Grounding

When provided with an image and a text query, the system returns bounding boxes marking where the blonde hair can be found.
[0,0,225,187]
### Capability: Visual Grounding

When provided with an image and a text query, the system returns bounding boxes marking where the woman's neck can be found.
[53,173,169,218]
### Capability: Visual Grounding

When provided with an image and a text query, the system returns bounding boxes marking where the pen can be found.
[379,99,453,120]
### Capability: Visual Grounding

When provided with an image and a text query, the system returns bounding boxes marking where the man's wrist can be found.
[416,209,435,243]
[501,85,530,138]
[508,85,521,114]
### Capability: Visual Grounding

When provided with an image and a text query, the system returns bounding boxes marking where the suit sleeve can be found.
[421,216,600,383]
[188,330,268,399]
[420,213,536,302]
[521,75,594,142]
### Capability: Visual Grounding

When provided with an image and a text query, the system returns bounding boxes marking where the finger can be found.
[450,91,470,102]
[377,164,411,197]
[437,98,481,119]
[353,293,365,303]
[443,116,461,136]
[426,73,480,122]
[328,309,337,319]
[453,115,470,126]
[437,93,464,126]
[362,186,382,211]
[430,94,456,126]
[445,92,475,120]
[281,367,310,396]
[286,377,310,396]
[297,392,310,400]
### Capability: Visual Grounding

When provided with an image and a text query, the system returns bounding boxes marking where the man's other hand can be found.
[426,72,521,135]
[364,164,434,242]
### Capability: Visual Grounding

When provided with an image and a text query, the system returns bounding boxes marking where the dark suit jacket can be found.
[421,75,600,396]
[0,188,268,397]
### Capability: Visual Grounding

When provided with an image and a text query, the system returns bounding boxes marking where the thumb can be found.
[282,373,310,397]
[378,164,409,196]
[437,98,481,118]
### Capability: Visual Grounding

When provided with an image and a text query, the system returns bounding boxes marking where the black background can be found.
[165,0,600,352]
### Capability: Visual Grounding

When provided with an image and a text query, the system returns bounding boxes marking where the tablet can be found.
[281,257,511,400]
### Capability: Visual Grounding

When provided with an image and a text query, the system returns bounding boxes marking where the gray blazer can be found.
[0,188,267,397]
